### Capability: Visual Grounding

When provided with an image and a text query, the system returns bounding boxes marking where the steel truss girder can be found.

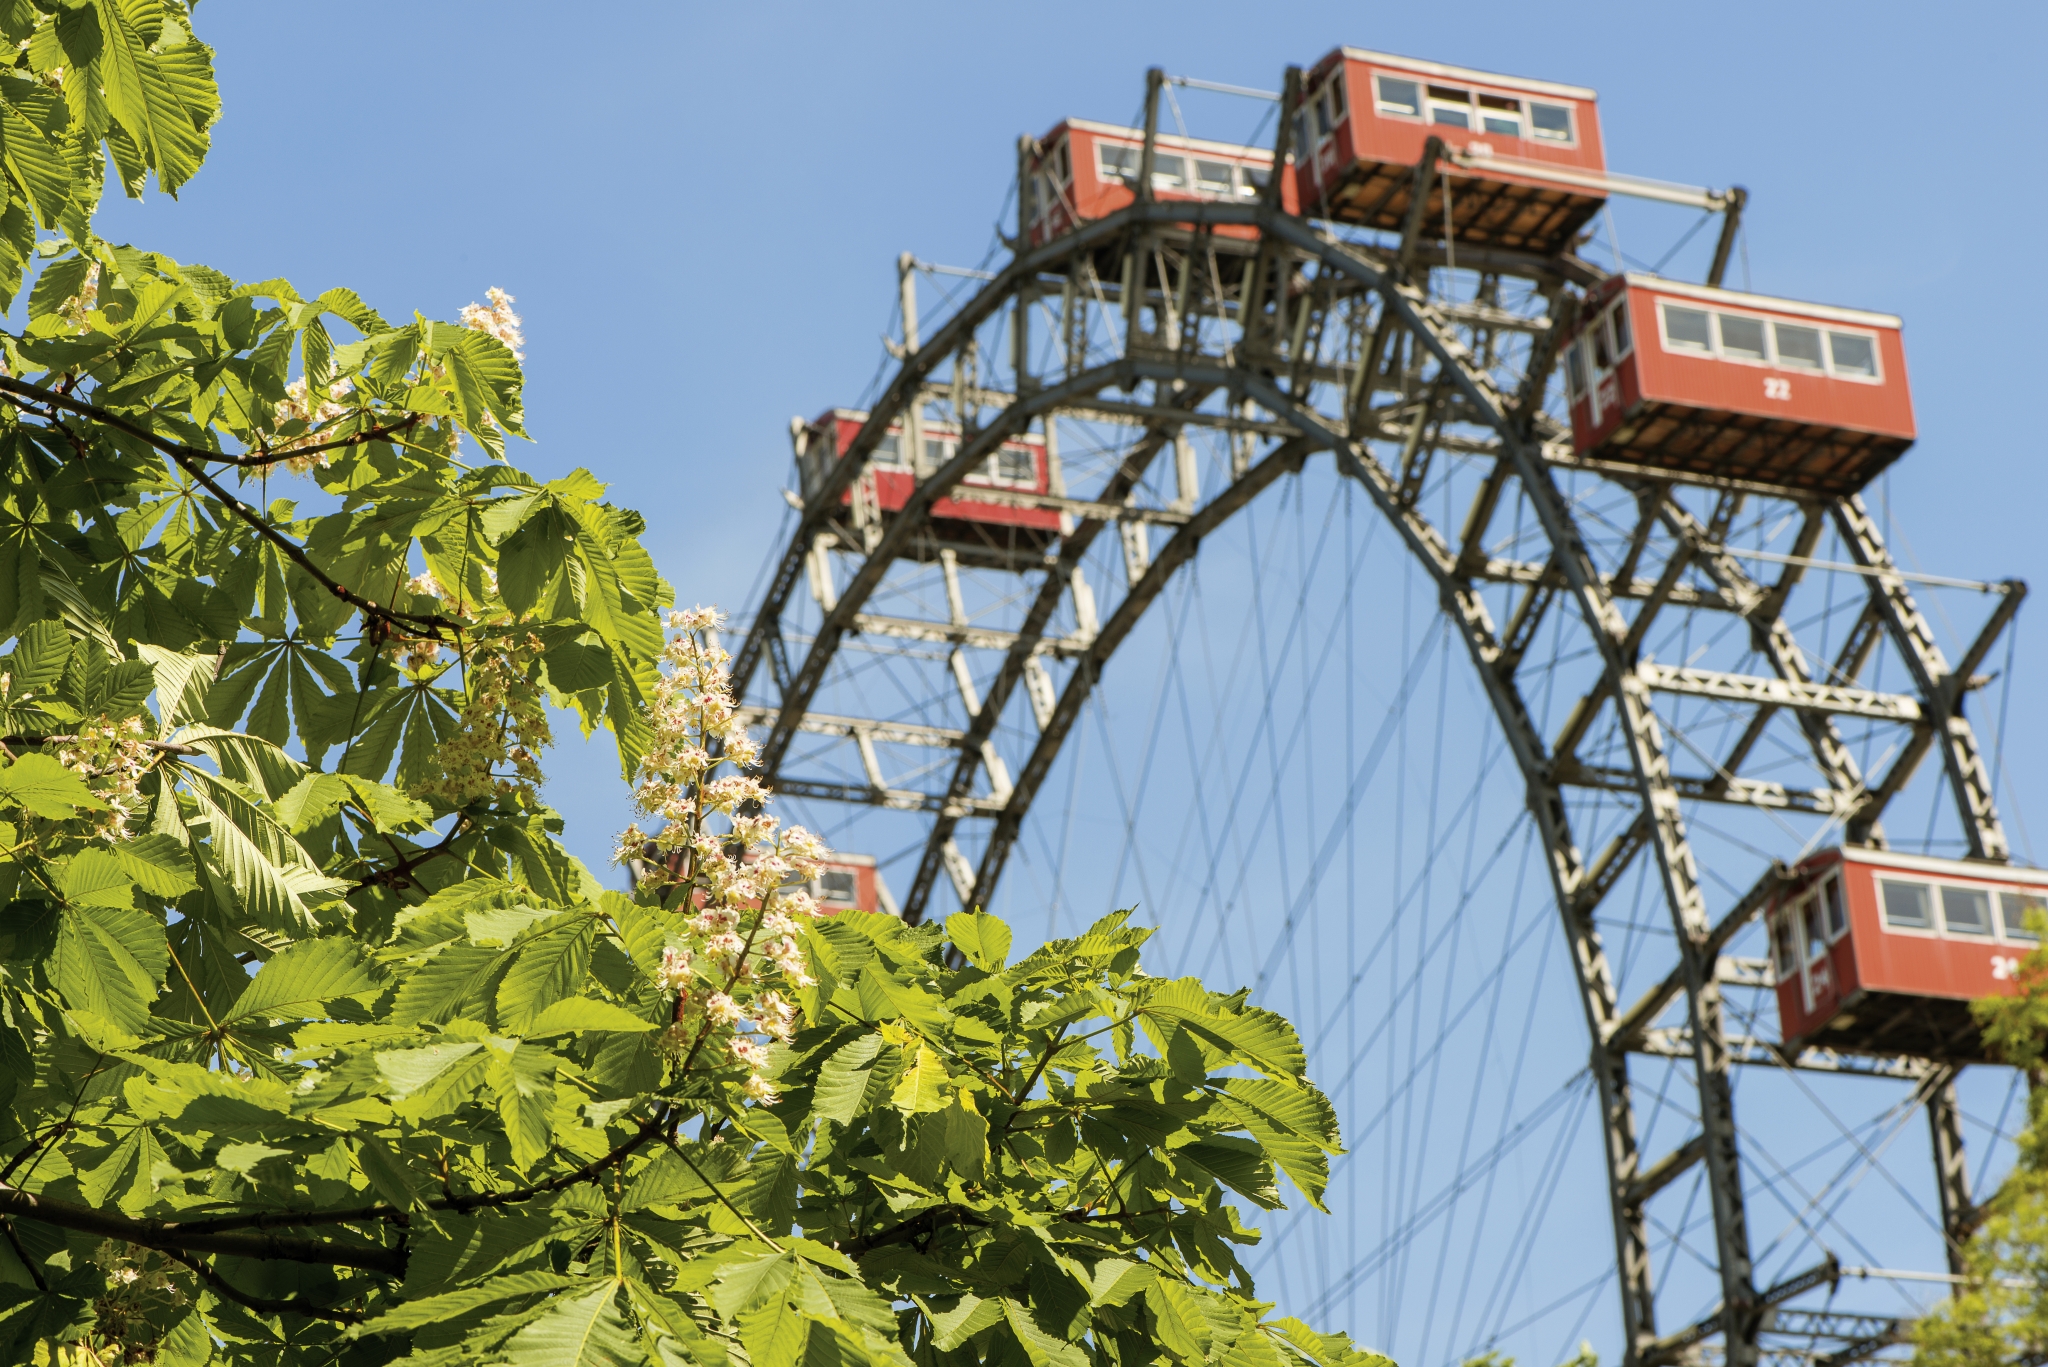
[732,192,2022,1367]
[1637,662,1922,723]
[1631,1027,1935,1079]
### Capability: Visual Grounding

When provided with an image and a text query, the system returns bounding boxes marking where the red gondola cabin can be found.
[1769,848,2042,1062]
[810,852,881,917]
[1026,119,1295,249]
[1562,276,1914,496]
[798,408,1062,552]
[1293,48,1607,256]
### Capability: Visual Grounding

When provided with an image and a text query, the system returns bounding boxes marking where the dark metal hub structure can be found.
[733,61,2026,1367]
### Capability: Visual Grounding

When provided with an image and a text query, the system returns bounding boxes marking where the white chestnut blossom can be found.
[460,286,525,359]
[618,608,838,1102]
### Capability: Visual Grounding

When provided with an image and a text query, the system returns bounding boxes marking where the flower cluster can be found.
[621,607,833,1105]
[407,633,551,809]
[86,1240,187,1361]
[461,286,525,360]
[54,715,155,841]
[57,262,99,332]
[269,375,357,474]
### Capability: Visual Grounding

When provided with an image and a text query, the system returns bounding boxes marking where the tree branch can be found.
[0,373,420,469]
[212,420,423,471]
[352,816,469,891]
[1003,1026,1070,1130]
[0,376,463,640]
[0,1122,68,1185]
[149,1107,674,1240]
[157,1246,368,1325]
[1,734,201,757]
[0,1183,403,1275]
[840,1204,983,1256]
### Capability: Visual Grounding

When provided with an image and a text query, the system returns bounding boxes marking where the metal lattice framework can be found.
[731,66,2026,1367]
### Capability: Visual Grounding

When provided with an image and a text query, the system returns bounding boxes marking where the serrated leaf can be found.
[0,751,106,817]
[495,913,597,1034]
[54,902,166,1036]
[1003,1296,1088,1367]
[178,766,341,935]
[221,937,385,1026]
[488,1045,556,1173]
[500,1281,641,1366]
[928,1293,1004,1351]
[945,911,1011,972]
[59,848,135,907]
[388,944,501,1025]
[813,1033,882,1126]
[375,1041,485,1100]
[1217,1079,1342,1213]
[1148,1281,1214,1364]
[526,996,656,1037]
[710,1252,795,1319]
[106,832,197,897]
[1176,1136,1283,1211]
[889,1045,949,1115]
[358,1270,581,1334]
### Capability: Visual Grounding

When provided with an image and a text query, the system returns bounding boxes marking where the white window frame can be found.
[1998,888,2046,945]
[869,431,906,469]
[1095,141,1139,186]
[1528,100,1577,146]
[1819,871,1848,941]
[1771,907,1801,983]
[1373,71,1424,123]
[1192,156,1238,198]
[1367,71,1578,147]
[1876,876,1940,938]
[1770,318,1826,372]
[1781,891,1831,1011]
[1311,77,1346,144]
[1563,337,1587,401]
[1095,139,1253,203]
[1823,329,1884,384]
[1607,299,1634,361]
[1654,298,1887,385]
[1425,84,1474,130]
[816,867,860,907]
[988,443,1042,489]
[1937,882,1997,938]
[960,441,1042,491]
[1475,92,1524,139]
[1656,301,1714,355]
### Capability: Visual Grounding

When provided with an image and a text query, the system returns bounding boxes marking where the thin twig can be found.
[0,377,462,640]
[0,734,201,756]
[157,1246,367,1325]
[1,1219,43,1292]
[351,815,469,891]
[660,1135,781,1251]
[0,373,420,470]
[0,1122,68,1185]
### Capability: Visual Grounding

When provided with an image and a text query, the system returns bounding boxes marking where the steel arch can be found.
[733,67,2023,1367]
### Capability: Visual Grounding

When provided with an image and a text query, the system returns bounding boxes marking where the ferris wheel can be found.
[731,47,2032,1367]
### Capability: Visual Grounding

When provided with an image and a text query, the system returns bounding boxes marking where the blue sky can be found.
[91,4,2048,1364]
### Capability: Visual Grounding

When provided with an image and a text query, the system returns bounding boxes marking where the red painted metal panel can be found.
[1769,848,2041,1053]
[1291,48,1605,253]
[815,409,1064,532]
[809,409,1061,534]
[1027,119,1294,248]
[1563,276,1915,492]
[1572,277,1915,443]
[1297,48,1605,198]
